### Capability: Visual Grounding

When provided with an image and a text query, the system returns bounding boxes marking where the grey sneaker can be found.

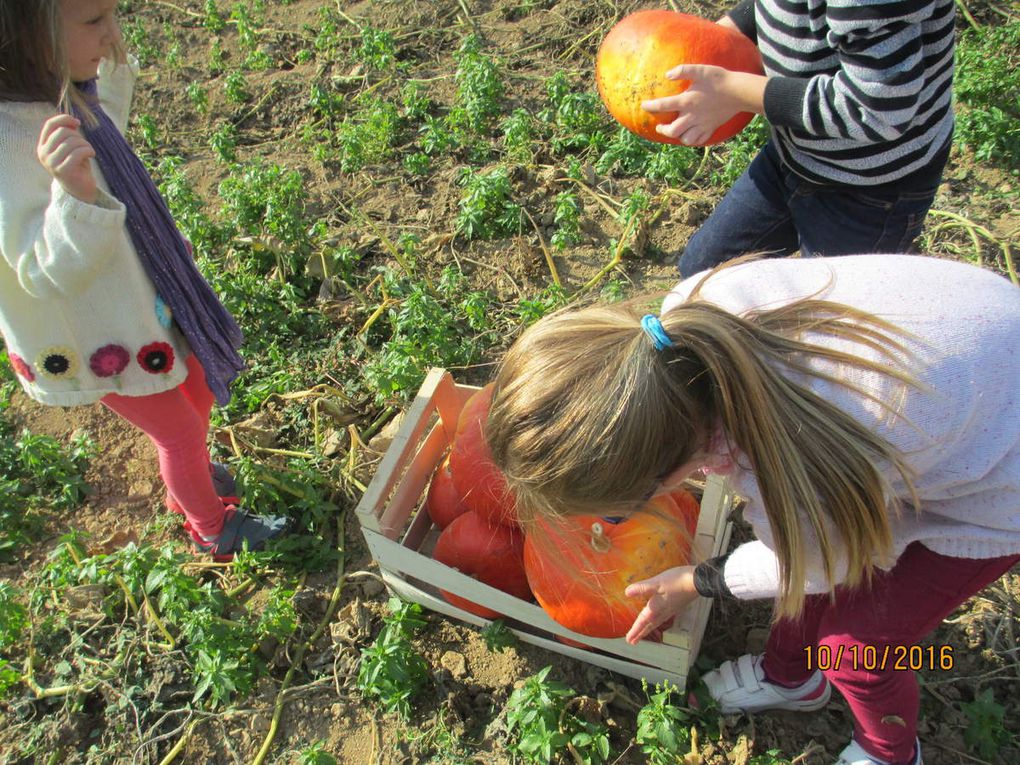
[190,507,290,561]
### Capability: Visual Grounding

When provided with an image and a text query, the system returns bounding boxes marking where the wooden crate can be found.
[355,368,735,689]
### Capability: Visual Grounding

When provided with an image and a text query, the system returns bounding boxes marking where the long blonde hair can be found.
[488,279,920,619]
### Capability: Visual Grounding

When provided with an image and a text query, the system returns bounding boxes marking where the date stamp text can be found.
[804,644,954,672]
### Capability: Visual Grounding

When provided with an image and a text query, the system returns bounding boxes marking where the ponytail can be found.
[489,287,919,619]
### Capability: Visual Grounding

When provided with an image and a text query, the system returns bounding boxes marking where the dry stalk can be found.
[521,206,563,288]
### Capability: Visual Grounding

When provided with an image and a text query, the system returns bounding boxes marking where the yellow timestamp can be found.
[804,644,954,672]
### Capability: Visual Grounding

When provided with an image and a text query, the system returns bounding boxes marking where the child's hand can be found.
[624,565,699,645]
[37,114,98,204]
[642,65,765,146]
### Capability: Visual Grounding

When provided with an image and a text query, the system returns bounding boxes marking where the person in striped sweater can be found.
[641,0,955,279]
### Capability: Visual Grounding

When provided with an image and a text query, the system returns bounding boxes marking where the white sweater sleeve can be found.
[0,120,127,299]
[97,55,140,134]
[722,484,854,600]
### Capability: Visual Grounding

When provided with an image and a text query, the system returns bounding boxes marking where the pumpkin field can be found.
[1,0,1018,763]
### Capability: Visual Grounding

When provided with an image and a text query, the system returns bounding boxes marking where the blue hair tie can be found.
[641,314,674,352]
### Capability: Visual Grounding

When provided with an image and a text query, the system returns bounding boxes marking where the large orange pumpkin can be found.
[523,490,700,639]
[596,10,764,145]
[432,510,532,619]
[448,384,519,528]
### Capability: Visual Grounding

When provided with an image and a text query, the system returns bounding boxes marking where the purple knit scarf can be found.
[74,79,244,404]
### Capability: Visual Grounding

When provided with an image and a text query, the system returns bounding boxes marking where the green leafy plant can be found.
[134,113,161,150]
[635,682,692,765]
[550,190,582,250]
[356,26,402,72]
[505,666,612,764]
[449,35,505,138]
[953,23,1020,167]
[224,71,251,103]
[186,81,209,114]
[203,0,226,32]
[480,620,517,652]
[363,265,496,403]
[962,687,1009,760]
[541,72,610,156]
[0,417,92,561]
[210,122,239,163]
[401,81,432,121]
[296,741,338,765]
[501,108,536,164]
[455,167,521,240]
[357,598,430,718]
[335,97,402,173]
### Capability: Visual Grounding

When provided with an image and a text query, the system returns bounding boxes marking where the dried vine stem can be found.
[926,209,1017,285]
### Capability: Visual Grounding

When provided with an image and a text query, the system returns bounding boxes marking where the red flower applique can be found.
[9,352,34,382]
[137,342,175,374]
[89,344,131,377]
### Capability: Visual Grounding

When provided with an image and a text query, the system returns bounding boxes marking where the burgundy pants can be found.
[762,542,1019,763]
[101,354,226,538]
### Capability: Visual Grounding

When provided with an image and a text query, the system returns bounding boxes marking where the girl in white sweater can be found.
[486,255,1020,765]
[0,0,287,558]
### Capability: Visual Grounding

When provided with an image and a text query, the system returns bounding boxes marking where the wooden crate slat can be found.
[355,369,450,533]
[380,571,690,687]
[378,420,451,538]
[367,529,690,667]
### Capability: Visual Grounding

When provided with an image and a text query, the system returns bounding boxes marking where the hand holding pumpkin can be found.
[641,65,766,146]
[623,565,699,645]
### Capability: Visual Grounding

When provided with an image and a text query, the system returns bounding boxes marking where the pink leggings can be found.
[101,354,226,538]
[763,542,1019,763]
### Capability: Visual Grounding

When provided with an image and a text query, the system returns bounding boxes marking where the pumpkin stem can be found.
[589,522,611,553]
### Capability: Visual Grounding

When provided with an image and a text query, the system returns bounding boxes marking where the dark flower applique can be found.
[137,342,175,374]
[35,347,79,380]
[90,344,130,378]
[9,352,34,382]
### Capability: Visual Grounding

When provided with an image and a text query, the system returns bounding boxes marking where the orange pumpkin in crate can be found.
[596,10,763,145]
[432,510,532,619]
[448,384,519,528]
[523,490,700,639]
[425,452,469,530]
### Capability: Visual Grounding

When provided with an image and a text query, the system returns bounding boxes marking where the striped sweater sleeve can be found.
[755,0,955,185]
[763,0,948,140]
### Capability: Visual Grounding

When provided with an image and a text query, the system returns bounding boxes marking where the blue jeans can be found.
[678,141,941,278]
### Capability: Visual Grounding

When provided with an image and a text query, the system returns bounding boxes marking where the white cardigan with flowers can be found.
[0,58,188,406]
[663,255,1020,600]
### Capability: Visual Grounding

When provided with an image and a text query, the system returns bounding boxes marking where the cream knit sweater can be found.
[662,255,1020,600]
[0,58,188,406]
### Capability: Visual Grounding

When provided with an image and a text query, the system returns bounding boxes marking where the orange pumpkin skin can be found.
[449,384,519,528]
[596,10,764,145]
[523,490,700,639]
[425,452,469,530]
[433,510,532,619]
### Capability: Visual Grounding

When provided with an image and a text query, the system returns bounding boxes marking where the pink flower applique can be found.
[89,344,131,378]
[137,342,175,374]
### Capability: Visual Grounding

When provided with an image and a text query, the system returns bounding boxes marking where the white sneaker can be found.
[702,654,831,714]
[836,737,922,765]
